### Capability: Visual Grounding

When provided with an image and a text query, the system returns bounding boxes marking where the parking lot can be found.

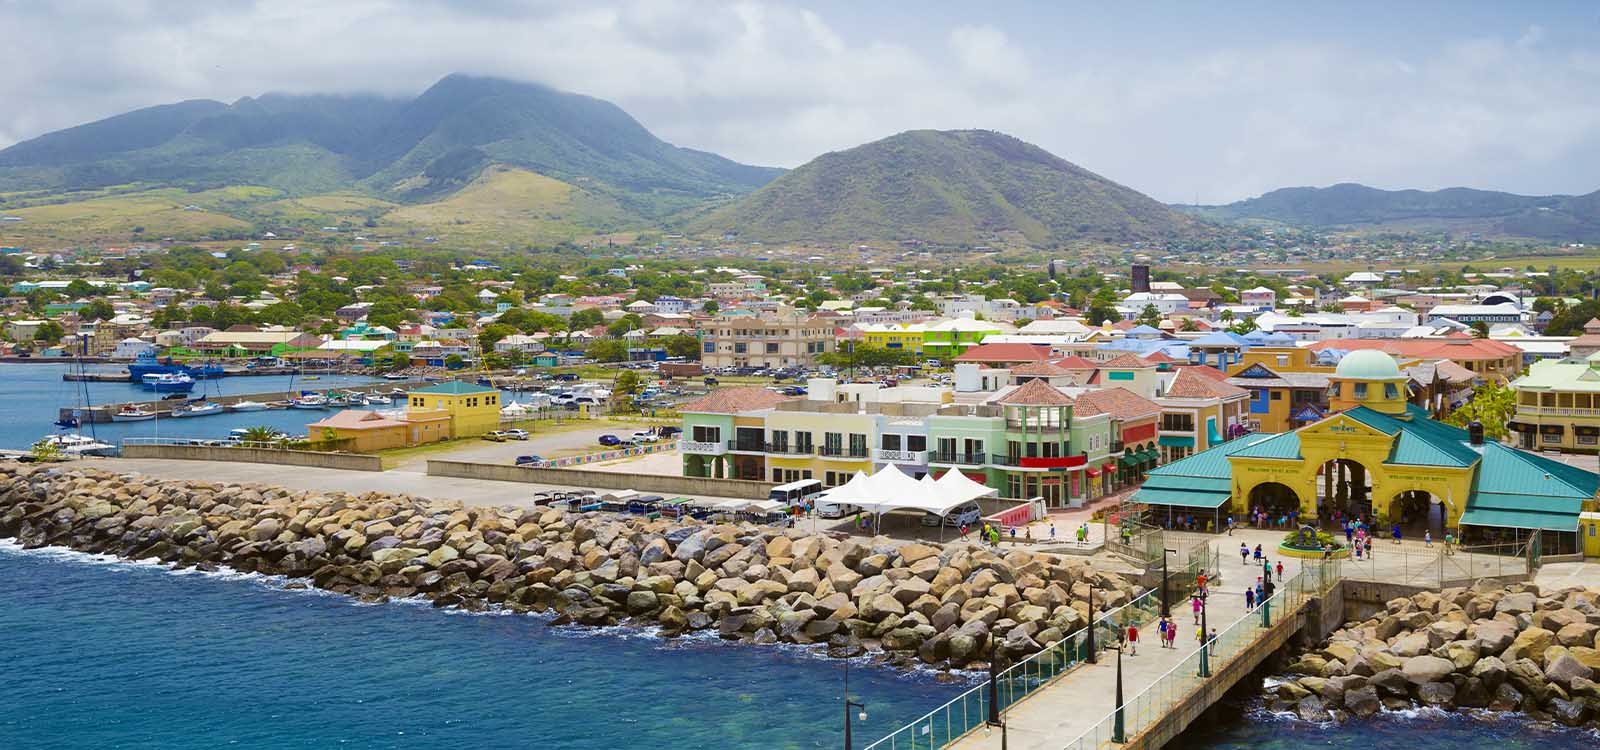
[387,418,676,470]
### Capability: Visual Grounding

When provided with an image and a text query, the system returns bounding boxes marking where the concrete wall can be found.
[426,459,774,499]
[121,444,383,472]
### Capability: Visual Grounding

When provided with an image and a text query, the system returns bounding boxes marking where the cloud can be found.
[0,1,1596,203]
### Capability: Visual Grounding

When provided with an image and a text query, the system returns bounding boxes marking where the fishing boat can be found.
[171,401,224,418]
[382,372,409,381]
[288,393,328,409]
[110,405,156,422]
[227,400,270,412]
[127,351,185,381]
[38,433,117,457]
[183,361,226,379]
[141,372,196,394]
[54,415,81,429]
[326,392,352,407]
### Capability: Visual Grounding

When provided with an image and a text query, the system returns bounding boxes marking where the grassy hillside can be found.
[0,74,781,238]
[691,129,1202,246]
[383,165,635,242]
[1184,182,1600,241]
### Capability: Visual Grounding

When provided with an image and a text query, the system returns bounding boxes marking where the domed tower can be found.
[1327,349,1408,415]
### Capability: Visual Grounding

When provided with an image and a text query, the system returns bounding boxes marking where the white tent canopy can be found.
[819,464,997,518]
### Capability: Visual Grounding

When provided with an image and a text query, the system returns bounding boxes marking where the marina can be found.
[57,380,428,424]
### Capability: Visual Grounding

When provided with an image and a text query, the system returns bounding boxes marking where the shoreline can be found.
[0,462,1140,674]
[1259,583,1600,730]
[0,535,985,685]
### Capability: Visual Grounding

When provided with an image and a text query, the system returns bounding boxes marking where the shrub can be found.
[1282,529,1340,550]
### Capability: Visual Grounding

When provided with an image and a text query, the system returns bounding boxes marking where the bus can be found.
[768,478,824,508]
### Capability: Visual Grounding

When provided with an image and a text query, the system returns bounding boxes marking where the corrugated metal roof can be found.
[1229,431,1302,460]
[1135,487,1231,508]
[1458,508,1578,533]
[1387,431,1474,468]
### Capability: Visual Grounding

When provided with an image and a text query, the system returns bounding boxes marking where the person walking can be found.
[1240,542,1250,565]
[1208,626,1219,655]
[1165,620,1177,650]
[1244,587,1256,610]
[1253,544,1263,562]
[1226,515,1234,536]
[1275,560,1284,582]
[1196,572,1208,596]
[1364,536,1374,560]
[1191,595,1203,625]
[1126,623,1139,656]
[1157,617,1170,649]
[1424,530,1432,548]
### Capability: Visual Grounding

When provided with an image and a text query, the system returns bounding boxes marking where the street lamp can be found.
[985,642,1009,749]
[1198,590,1211,677]
[1085,581,1098,664]
[1111,640,1127,743]
[842,652,868,750]
[1161,547,1177,617]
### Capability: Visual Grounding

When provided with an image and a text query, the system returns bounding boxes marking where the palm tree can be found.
[238,425,282,445]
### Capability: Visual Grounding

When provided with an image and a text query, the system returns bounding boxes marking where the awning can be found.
[1141,449,1160,463]
[1576,426,1600,437]
[1119,454,1141,467]
[1134,486,1231,509]
[1540,424,1565,435]
[1102,461,1116,473]
[1506,421,1535,433]
[1207,423,1222,445]
[1086,467,1101,476]
[1459,508,1578,533]
[1159,435,1194,448]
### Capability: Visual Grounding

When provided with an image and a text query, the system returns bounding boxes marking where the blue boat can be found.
[183,362,226,379]
[141,373,196,394]
[127,352,185,381]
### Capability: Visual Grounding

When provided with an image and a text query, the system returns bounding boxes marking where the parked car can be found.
[515,455,546,467]
[598,434,623,446]
[481,432,506,442]
[657,426,682,437]
[920,502,983,527]
[502,429,529,441]
[630,430,658,443]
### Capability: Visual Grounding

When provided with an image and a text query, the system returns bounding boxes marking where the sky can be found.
[1,0,1597,203]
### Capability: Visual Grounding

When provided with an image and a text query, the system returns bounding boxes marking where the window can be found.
[1384,383,1399,399]
[824,432,843,455]
[773,468,784,482]
[766,342,779,354]
[849,433,868,456]
[1161,413,1194,432]
[1544,432,1562,444]
[1327,383,1341,399]
[801,469,812,479]
[734,343,747,354]
[881,434,902,451]
[691,426,721,443]
[1007,474,1022,498]
[825,471,838,486]
[1580,435,1598,447]
[1353,383,1368,399]
[703,341,715,353]
[796,431,813,452]
[1270,391,1282,400]
[907,435,926,452]
[937,437,956,460]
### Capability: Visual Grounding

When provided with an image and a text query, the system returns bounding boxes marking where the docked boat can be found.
[382,372,409,381]
[39,433,117,457]
[110,405,156,422]
[227,400,270,412]
[288,393,328,409]
[127,351,185,381]
[183,362,226,379]
[141,372,196,394]
[172,401,225,418]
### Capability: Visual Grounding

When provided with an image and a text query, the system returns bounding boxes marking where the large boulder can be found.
[1495,591,1537,616]
[1545,652,1594,689]
[1402,655,1456,685]
[1506,627,1555,666]
[1416,681,1456,708]
[1343,686,1381,718]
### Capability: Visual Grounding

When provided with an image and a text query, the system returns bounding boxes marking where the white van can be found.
[768,478,823,508]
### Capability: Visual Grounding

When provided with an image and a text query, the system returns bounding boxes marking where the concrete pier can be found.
[59,381,431,424]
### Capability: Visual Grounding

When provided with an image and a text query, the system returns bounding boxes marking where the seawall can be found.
[122,444,383,471]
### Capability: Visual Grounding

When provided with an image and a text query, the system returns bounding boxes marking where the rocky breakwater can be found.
[1268,581,1600,729]
[0,463,1142,670]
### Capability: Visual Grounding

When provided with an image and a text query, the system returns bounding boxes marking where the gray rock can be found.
[1294,695,1330,722]
[1416,681,1456,708]
[1545,653,1594,688]
[1548,697,1588,727]
[1471,655,1507,690]
[1343,686,1381,718]
[1402,655,1455,685]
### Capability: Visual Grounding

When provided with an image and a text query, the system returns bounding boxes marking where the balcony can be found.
[726,440,767,453]
[818,445,870,459]
[993,454,1087,469]
[1520,406,1600,418]
[930,451,987,466]
[873,448,928,465]
[765,442,815,455]
[679,440,727,456]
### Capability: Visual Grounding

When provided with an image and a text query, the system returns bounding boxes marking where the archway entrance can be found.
[1316,459,1372,527]
[1391,490,1444,540]
[1247,482,1300,527]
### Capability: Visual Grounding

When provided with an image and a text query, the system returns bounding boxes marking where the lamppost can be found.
[986,642,1009,749]
[1161,547,1177,617]
[842,652,867,750]
[1085,581,1098,664]
[1111,640,1127,743]
[1198,589,1211,677]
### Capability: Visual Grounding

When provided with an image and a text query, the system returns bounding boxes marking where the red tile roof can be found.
[1073,388,1162,420]
[953,343,1053,364]
[1052,355,1099,370]
[996,378,1076,406]
[1165,367,1249,400]
[1010,361,1073,377]
[680,386,792,414]
[1141,352,1180,364]
[1099,353,1155,369]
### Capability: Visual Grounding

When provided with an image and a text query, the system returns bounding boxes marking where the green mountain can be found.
[691,129,1202,246]
[1183,183,1600,241]
[0,74,782,220]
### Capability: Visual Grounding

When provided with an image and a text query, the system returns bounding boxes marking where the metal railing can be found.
[122,437,296,450]
[1341,541,1533,588]
[863,586,1165,750]
[930,452,987,466]
[1059,560,1342,750]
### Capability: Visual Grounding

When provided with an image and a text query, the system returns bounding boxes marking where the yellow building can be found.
[858,323,926,358]
[1509,353,1600,453]
[762,407,876,486]
[406,381,502,438]
[306,409,450,451]
[1137,349,1599,556]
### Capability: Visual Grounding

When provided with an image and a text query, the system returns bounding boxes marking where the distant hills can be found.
[693,129,1202,246]
[1182,183,1600,242]
[0,74,781,228]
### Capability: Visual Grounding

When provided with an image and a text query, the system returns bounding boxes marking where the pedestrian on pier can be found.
[1244,587,1256,609]
[1252,544,1263,562]
[1191,595,1203,625]
[1165,621,1177,649]
[1364,537,1373,559]
[1157,617,1170,648]
[1196,572,1208,596]
[1240,543,1249,565]
[1126,624,1139,656]
[1208,627,1218,655]
[1275,560,1284,582]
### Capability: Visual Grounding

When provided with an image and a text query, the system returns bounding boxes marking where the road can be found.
[387,419,668,470]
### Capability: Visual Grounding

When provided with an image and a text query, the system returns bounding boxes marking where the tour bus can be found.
[768,478,824,509]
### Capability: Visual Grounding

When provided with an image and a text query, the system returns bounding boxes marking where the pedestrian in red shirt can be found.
[1126,624,1139,656]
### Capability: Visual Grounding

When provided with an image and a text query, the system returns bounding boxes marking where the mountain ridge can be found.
[691,129,1204,246]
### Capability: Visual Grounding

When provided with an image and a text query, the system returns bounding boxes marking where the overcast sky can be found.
[2,0,1597,203]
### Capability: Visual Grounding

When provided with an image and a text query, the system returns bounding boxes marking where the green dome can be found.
[1334,349,1402,380]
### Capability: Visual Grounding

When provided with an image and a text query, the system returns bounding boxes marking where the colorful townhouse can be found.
[922,318,1007,361]
[1510,354,1600,453]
